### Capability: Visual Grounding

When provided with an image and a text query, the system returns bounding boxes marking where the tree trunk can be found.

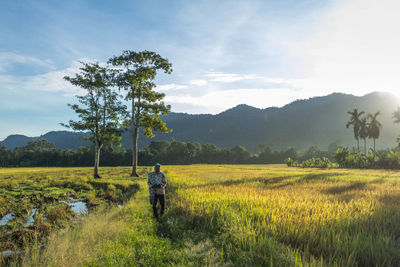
[364,138,367,155]
[357,139,360,153]
[131,126,139,177]
[373,138,376,153]
[130,97,139,177]
[94,143,102,178]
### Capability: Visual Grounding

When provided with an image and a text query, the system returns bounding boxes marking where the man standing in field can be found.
[148,163,167,219]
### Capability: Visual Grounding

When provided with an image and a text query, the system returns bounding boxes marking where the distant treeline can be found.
[0,139,340,167]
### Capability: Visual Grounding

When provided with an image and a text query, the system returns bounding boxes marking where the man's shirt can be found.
[148,171,167,195]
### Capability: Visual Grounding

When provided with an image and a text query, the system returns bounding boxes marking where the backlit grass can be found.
[165,165,400,266]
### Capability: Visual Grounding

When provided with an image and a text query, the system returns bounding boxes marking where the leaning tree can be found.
[346,108,364,153]
[62,62,127,178]
[108,50,172,177]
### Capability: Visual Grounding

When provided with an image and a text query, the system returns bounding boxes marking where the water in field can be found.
[1,249,22,258]
[25,208,37,226]
[61,200,88,215]
[0,213,14,226]
[1,250,14,258]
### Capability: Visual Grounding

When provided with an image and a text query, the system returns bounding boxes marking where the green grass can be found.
[0,167,140,256]
[2,165,400,266]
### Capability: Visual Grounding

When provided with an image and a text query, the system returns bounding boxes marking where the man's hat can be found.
[155,163,161,171]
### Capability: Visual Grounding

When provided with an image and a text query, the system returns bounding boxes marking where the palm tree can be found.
[359,117,369,155]
[367,111,382,152]
[346,108,364,153]
[393,107,400,123]
[393,107,400,147]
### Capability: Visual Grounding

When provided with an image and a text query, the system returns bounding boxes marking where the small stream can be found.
[60,201,88,215]
[25,208,37,226]
[0,200,88,227]
[1,200,88,258]
[0,213,14,226]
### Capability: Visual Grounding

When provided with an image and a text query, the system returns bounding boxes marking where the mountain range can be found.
[2,92,400,153]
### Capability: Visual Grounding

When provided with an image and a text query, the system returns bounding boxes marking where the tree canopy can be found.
[62,61,127,177]
[108,50,173,176]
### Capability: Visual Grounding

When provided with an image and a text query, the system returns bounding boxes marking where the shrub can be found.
[334,148,350,167]
[284,157,294,167]
[285,156,333,168]
[333,149,400,169]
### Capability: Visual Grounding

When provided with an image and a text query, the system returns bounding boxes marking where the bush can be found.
[285,156,333,168]
[379,150,400,169]
[334,148,350,167]
[284,157,298,167]
[333,149,400,169]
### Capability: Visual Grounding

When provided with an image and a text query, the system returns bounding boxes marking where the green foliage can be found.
[62,62,127,147]
[359,117,369,154]
[62,61,127,177]
[258,146,297,163]
[284,157,297,167]
[346,108,384,154]
[286,156,333,168]
[24,139,56,151]
[108,51,172,138]
[393,107,400,147]
[368,111,382,150]
[108,50,173,176]
[346,108,364,152]
[0,140,345,167]
[334,148,400,169]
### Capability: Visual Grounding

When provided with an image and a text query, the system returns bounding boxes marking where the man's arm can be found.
[161,173,167,187]
[148,173,152,187]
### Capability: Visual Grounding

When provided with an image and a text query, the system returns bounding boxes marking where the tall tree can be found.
[367,111,382,152]
[62,62,126,178]
[346,108,364,153]
[0,144,7,167]
[24,139,56,151]
[393,107,400,147]
[359,117,369,155]
[108,50,172,176]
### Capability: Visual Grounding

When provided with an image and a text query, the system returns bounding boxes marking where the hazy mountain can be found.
[2,92,400,152]
[1,135,34,150]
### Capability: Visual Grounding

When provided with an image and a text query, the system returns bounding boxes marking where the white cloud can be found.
[0,58,106,98]
[165,87,305,114]
[27,66,83,96]
[189,79,208,86]
[156,83,187,91]
[205,72,252,83]
[202,72,300,87]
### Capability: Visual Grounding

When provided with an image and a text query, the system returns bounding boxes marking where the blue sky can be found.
[1,0,400,140]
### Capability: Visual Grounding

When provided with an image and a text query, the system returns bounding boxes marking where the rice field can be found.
[165,165,400,266]
[2,165,400,266]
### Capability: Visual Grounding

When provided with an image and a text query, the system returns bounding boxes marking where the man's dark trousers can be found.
[153,194,165,219]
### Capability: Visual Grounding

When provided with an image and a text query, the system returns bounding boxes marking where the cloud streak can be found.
[165,87,302,113]
[0,57,103,99]
[0,52,54,72]
[156,83,187,91]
